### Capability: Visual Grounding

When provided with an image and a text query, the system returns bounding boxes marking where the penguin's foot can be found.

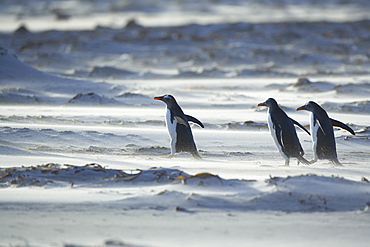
[280,161,290,167]
[309,160,317,164]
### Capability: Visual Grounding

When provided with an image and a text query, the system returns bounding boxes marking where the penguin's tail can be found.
[192,151,202,159]
[297,156,310,166]
[331,158,343,167]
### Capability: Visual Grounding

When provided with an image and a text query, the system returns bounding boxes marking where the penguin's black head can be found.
[154,94,177,107]
[258,98,278,108]
[297,101,318,112]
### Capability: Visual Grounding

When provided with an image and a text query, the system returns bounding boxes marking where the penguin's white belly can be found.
[267,114,287,160]
[165,108,177,142]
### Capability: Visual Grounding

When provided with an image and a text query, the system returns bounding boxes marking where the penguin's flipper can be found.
[330,118,356,135]
[271,117,284,148]
[290,118,310,136]
[276,127,284,148]
[185,114,204,128]
[174,116,190,127]
[315,116,327,136]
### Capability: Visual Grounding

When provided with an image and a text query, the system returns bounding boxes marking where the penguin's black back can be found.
[175,123,198,155]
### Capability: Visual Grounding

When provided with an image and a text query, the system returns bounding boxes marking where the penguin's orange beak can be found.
[296,105,306,111]
[257,102,266,107]
[154,96,163,100]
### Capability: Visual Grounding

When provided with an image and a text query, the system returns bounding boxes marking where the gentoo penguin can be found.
[297,101,355,166]
[258,98,310,166]
[154,94,204,158]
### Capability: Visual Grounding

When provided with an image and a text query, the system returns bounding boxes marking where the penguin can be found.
[297,101,355,166]
[258,98,311,166]
[154,94,204,158]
